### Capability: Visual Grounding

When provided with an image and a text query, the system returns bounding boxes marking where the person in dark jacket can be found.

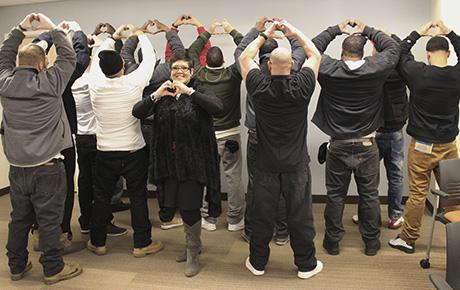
[352,34,409,230]
[31,20,90,247]
[312,19,400,257]
[132,52,223,277]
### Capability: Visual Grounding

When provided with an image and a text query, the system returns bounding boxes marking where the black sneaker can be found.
[323,239,340,255]
[364,240,381,256]
[111,201,130,213]
[107,223,128,237]
[274,235,290,246]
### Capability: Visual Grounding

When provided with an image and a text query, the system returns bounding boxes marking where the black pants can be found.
[249,166,317,272]
[90,147,151,248]
[245,130,288,238]
[324,141,381,244]
[75,134,114,230]
[7,161,66,277]
[61,142,76,235]
[159,179,203,226]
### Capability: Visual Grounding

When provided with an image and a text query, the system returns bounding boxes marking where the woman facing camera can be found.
[132,52,223,277]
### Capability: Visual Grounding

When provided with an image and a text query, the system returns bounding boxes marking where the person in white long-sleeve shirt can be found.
[86,26,163,257]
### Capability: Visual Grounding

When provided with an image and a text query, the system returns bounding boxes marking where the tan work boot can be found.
[133,241,164,258]
[10,261,32,281]
[86,240,107,256]
[43,262,82,285]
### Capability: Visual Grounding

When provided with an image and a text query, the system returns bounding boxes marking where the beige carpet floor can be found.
[0,195,446,289]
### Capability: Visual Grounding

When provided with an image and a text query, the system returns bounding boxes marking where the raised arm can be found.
[281,21,321,78]
[311,21,344,54]
[126,30,156,87]
[288,36,306,72]
[0,14,31,81]
[360,22,400,71]
[234,17,268,73]
[120,34,139,74]
[68,22,90,84]
[435,20,460,67]
[44,18,77,96]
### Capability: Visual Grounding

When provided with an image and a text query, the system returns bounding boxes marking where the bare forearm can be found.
[240,35,265,62]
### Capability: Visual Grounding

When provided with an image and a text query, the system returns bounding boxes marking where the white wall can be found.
[0,0,432,194]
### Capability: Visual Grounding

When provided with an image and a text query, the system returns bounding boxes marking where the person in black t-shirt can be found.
[311,19,400,257]
[239,20,322,279]
[389,20,460,254]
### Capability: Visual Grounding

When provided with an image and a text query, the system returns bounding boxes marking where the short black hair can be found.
[206,46,224,67]
[169,51,193,69]
[342,34,367,58]
[259,38,278,56]
[426,36,449,52]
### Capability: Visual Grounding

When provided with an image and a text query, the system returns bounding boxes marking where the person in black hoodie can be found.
[132,52,223,277]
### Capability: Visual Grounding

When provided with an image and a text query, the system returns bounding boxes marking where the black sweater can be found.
[398,31,460,143]
[132,79,224,216]
[311,25,400,139]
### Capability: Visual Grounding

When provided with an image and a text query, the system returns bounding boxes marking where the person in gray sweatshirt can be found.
[0,13,82,285]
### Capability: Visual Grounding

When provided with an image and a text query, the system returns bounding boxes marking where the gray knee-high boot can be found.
[184,221,201,277]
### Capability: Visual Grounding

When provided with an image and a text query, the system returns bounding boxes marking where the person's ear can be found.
[189,67,194,75]
[426,52,431,63]
[447,50,451,59]
[268,60,272,71]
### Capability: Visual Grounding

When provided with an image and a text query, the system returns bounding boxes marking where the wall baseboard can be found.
[0,186,10,196]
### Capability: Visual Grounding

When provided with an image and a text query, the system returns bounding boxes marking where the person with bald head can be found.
[311,20,400,256]
[239,20,322,279]
[0,13,82,284]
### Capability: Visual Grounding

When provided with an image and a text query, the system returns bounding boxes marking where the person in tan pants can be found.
[389,20,460,253]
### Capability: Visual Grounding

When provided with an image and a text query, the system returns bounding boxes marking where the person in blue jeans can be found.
[352,34,408,230]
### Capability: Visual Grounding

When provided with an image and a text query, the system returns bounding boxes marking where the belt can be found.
[330,137,374,144]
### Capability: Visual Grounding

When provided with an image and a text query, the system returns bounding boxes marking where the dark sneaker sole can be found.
[107,230,128,237]
[388,242,415,254]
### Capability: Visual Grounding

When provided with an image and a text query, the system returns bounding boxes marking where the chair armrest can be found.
[431,189,449,197]
[429,274,453,290]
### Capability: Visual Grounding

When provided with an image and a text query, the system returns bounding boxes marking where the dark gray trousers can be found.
[249,166,317,272]
[7,160,66,277]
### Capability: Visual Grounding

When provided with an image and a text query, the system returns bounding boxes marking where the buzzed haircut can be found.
[342,34,367,58]
[259,38,278,56]
[426,36,449,52]
[170,51,193,69]
[206,46,224,68]
[18,44,46,67]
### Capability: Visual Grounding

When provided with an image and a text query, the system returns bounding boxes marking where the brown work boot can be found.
[133,241,164,258]
[10,261,32,281]
[86,240,107,256]
[43,262,82,285]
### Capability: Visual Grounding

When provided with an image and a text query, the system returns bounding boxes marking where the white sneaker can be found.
[201,218,216,231]
[228,219,244,232]
[352,215,359,224]
[388,236,415,254]
[298,260,323,279]
[245,257,264,276]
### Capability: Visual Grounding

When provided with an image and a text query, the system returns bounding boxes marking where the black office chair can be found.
[429,221,460,290]
[420,158,460,269]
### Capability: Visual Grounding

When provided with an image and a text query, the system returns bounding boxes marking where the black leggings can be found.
[160,179,204,225]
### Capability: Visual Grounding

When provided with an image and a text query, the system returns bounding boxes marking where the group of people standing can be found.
[1,11,459,285]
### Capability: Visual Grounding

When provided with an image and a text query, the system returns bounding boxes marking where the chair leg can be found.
[425,197,439,261]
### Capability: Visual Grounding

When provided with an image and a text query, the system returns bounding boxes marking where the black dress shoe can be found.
[365,240,381,256]
[323,239,340,255]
